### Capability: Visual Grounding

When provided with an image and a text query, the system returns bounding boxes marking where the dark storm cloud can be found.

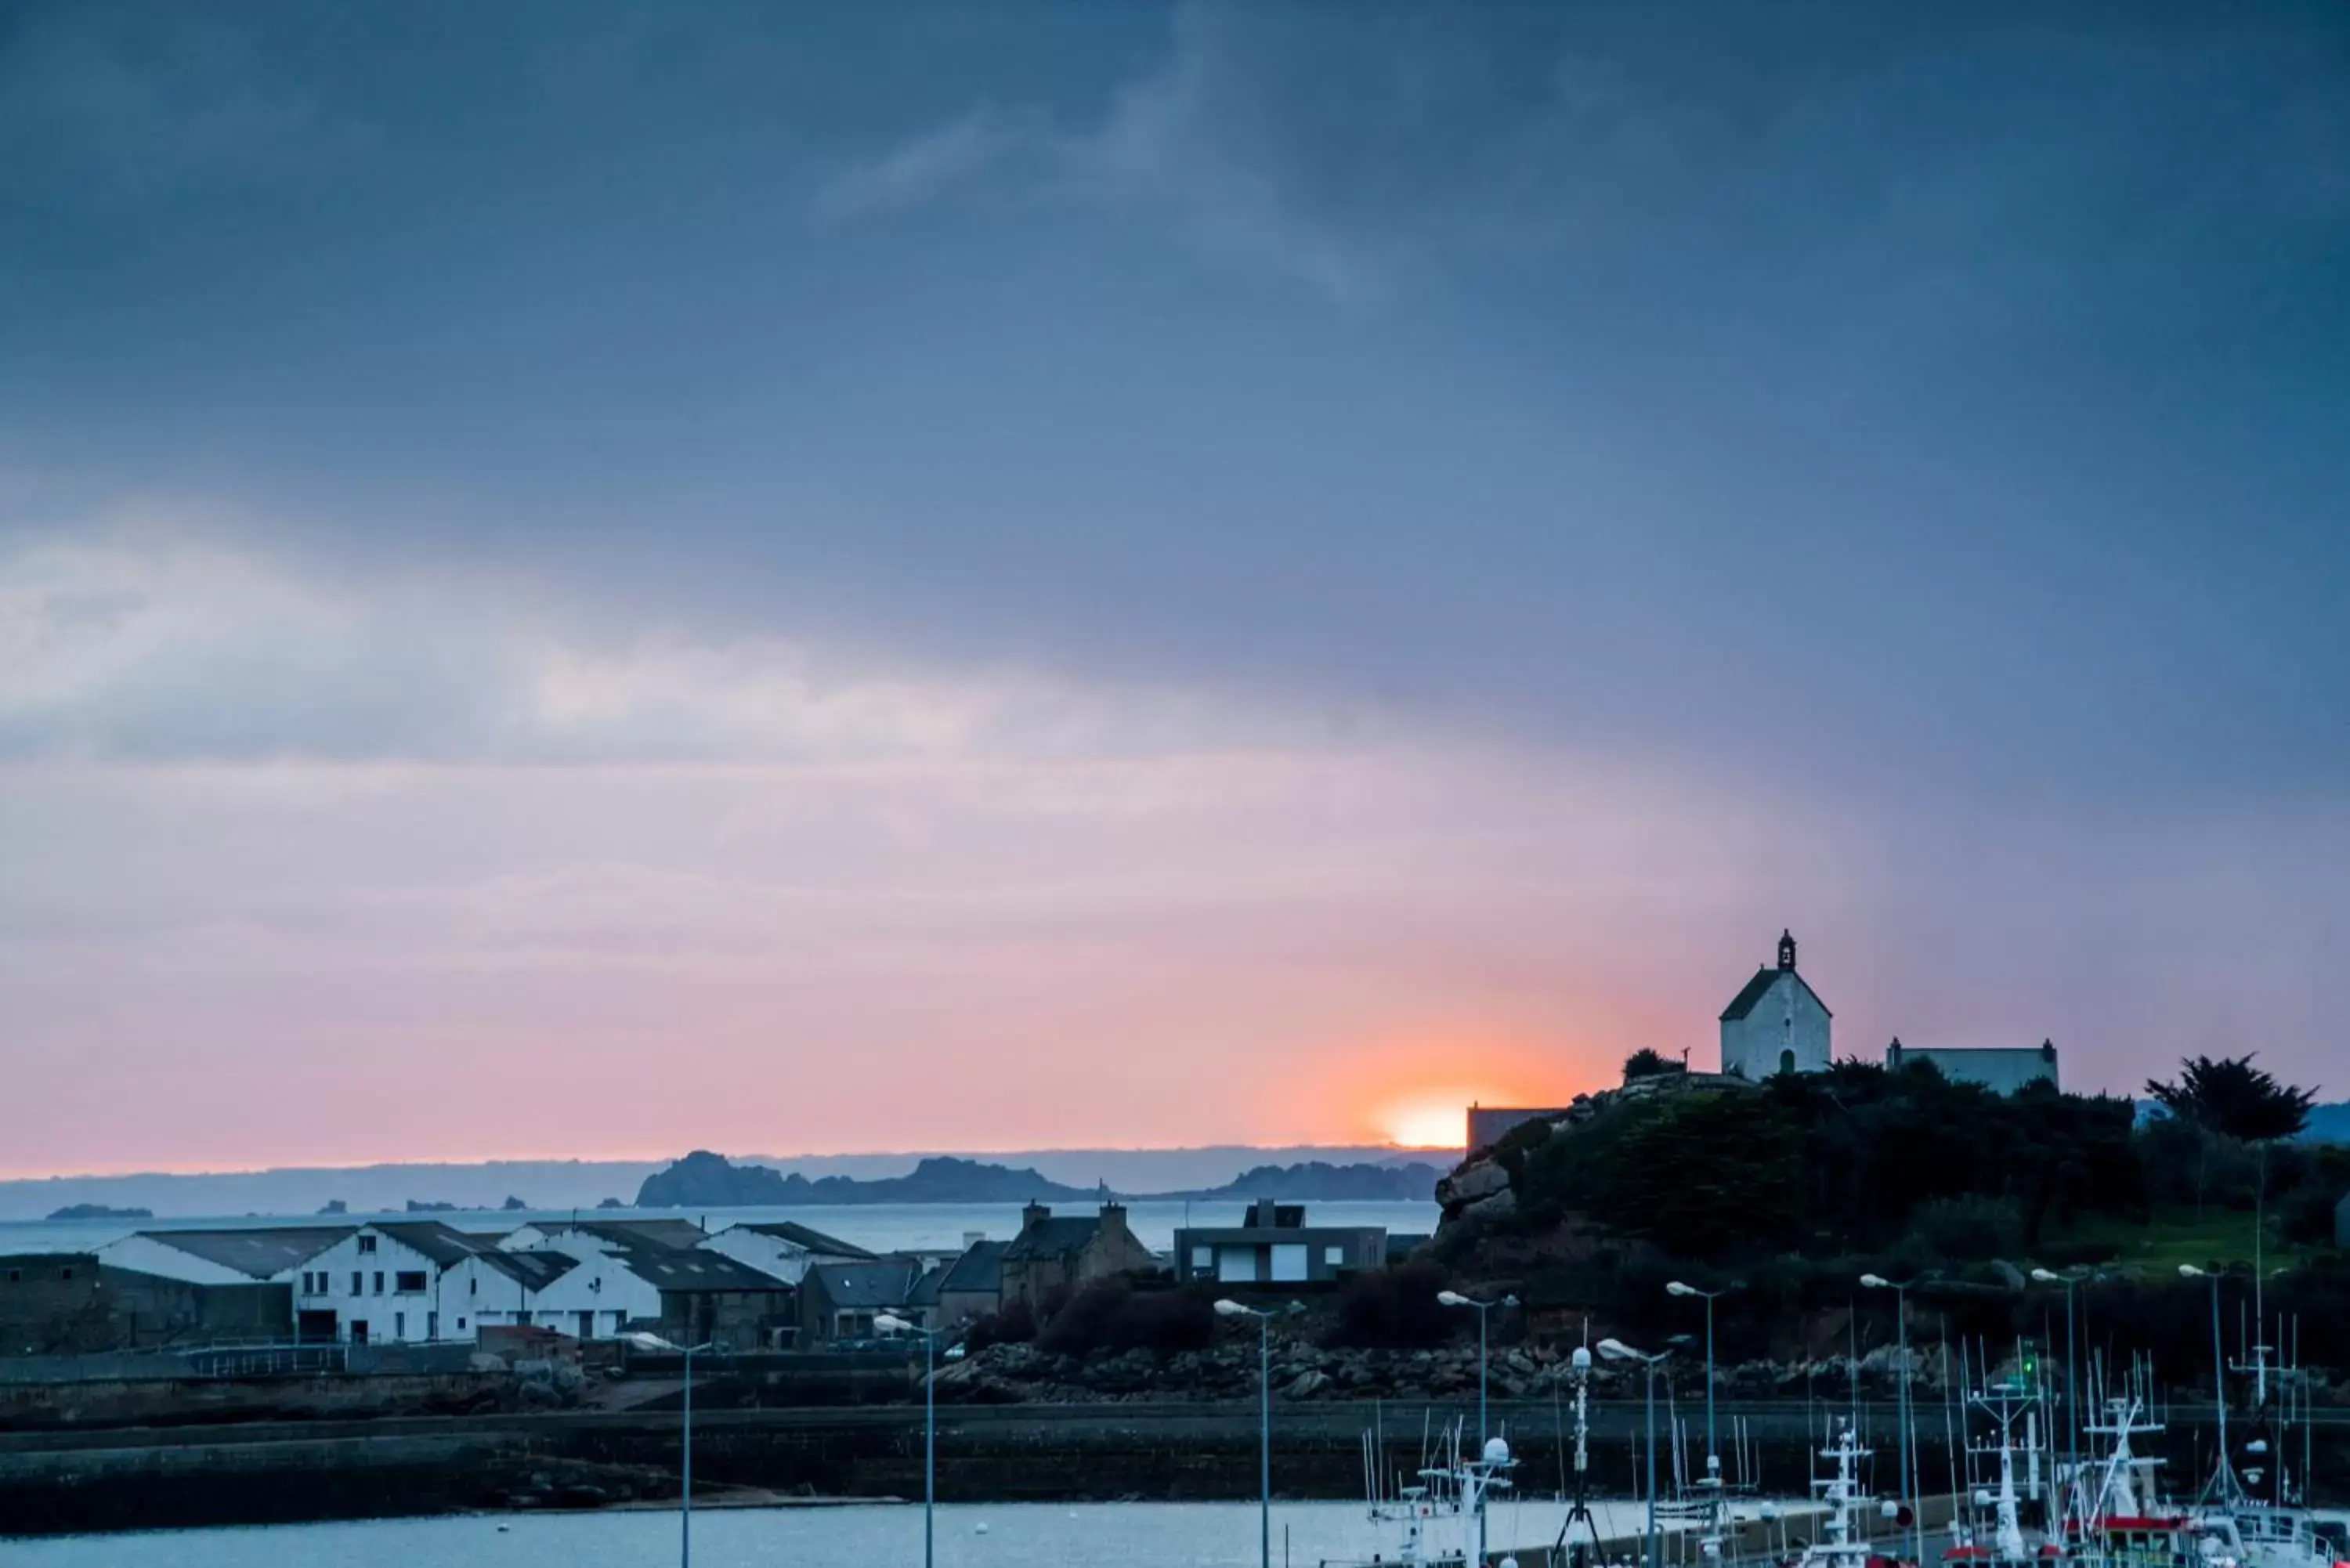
[2,2,2345,804]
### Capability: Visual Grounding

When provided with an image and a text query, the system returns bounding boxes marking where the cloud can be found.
[0,3,357,208]
[811,105,1039,225]
[815,2,2350,305]
[0,518,1310,766]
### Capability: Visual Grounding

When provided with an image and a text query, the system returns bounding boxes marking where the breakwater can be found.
[2,1400,2343,1537]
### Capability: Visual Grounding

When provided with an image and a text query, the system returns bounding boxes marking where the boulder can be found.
[1438,1161,1512,1207]
[1461,1187,1517,1224]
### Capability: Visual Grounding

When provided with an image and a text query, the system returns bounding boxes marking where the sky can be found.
[1,1,2345,1177]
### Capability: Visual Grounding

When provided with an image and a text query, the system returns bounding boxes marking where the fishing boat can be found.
[1324,1417,1520,1568]
[1783,1420,1912,1568]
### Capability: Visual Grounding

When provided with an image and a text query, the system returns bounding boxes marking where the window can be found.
[395,1270,428,1295]
[60,1267,73,1281]
[457,1317,467,1332]
[357,1234,377,1255]
[5,1269,18,1284]
[394,1312,406,1338]
[372,1270,385,1295]
[1190,1245,1211,1269]
[468,1276,477,1296]
[1324,1247,1345,1267]
[351,1270,363,1297]
[427,1312,437,1338]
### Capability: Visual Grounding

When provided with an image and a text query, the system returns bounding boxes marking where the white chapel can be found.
[1718,929,1832,1078]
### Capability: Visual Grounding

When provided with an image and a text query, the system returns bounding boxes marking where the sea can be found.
[7,1498,1679,1566]
[0,1199,1441,1259]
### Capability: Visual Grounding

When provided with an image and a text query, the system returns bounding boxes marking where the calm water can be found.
[0,1200,1441,1259]
[7,1498,1676,1566]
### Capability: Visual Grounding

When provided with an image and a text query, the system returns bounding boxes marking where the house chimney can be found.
[1020,1201,1048,1234]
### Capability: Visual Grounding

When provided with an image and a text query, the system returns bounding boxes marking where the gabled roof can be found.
[1719,966,1832,1022]
[907,1264,946,1309]
[937,1239,1006,1295]
[373,1220,486,1267]
[1002,1216,1101,1262]
[580,1219,707,1252]
[615,1249,791,1293]
[136,1227,355,1279]
[734,1221,875,1259]
[476,1248,578,1289]
[806,1259,917,1309]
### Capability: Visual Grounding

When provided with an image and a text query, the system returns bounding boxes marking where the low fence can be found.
[0,1339,481,1385]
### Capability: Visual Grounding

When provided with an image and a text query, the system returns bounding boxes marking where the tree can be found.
[1622,1048,1687,1081]
[2145,1055,2316,1143]
[2145,1053,2318,1223]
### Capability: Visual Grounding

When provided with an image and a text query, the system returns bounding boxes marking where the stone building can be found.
[800,1259,920,1344]
[997,1201,1155,1310]
[1719,930,1832,1078]
[0,1252,291,1354]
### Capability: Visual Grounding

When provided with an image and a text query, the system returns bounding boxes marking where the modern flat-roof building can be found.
[1173,1199,1386,1288]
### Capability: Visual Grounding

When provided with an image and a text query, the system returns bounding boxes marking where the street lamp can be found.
[875,1312,945,1568]
[1437,1290,1520,1447]
[2030,1266,2092,1490]
[1598,1337,1674,1568]
[2179,1265,2232,1498]
[627,1331,715,1568]
[1665,1280,1744,1494]
[1860,1274,1923,1566]
[1217,1299,1303,1568]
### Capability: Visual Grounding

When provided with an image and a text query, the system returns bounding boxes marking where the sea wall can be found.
[2,1400,2339,1537]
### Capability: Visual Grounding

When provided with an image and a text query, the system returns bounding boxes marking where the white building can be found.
[96,1226,353,1301]
[486,1219,715,1339]
[290,1222,483,1345]
[699,1219,874,1285]
[1719,929,1832,1078]
[1885,1037,2060,1093]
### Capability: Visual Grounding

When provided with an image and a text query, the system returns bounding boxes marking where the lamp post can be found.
[1437,1289,1520,1447]
[627,1331,715,1568]
[1599,1337,1674,1568]
[2030,1266,2091,1492]
[875,1313,943,1568]
[1860,1274,1922,1566]
[1217,1299,1303,1568]
[1665,1280,1744,1494]
[2179,1266,2230,1498]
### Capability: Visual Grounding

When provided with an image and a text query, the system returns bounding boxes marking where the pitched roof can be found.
[137,1227,355,1279]
[807,1259,917,1309]
[1002,1216,1100,1262]
[372,1220,486,1267]
[615,1249,791,1293]
[938,1239,1006,1295]
[580,1219,708,1252]
[1719,966,1832,1022]
[477,1248,578,1288]
[907,1264,946,1309]
[736,1221,875,1259]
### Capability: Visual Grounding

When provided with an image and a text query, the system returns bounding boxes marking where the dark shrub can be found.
[1912,1195,2022,1261]
[1035,1278,1216,1359]
[963,1295,1036,1353]
[1325,1260,1454,1349]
